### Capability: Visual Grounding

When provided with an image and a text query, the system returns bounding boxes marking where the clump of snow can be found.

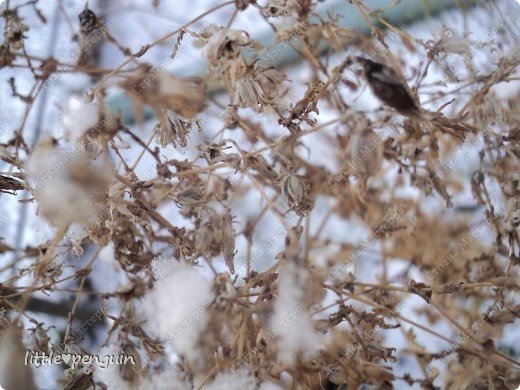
[142,258,212,362]
[270,262,323,366]
[92,345,129,390]
[94,342,191,389]
[139,367,191,389]
[205,367,256,390]
[259,381,284,390]
[61,96,100,138]
[26,141,113,229]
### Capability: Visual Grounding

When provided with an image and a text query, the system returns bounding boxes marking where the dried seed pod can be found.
[199,143,238,164]
[156,112,196,148]
[262,0,300,17]
[170,179,207,206]
[218,214,236,274]
[346,129,383,177]
[195,25,252,65]
[246,155,278,181]
[63,372,94,390]
[4,11,29,50]
[195,223,219,258]
[505,197,520,229]
[0,174,23,193]
[220,106,240,129]
[30,325,51,353]
[79,6,98,36]
[256,328,270,351]
[213,273,237,308]
[195,209,236,273]
[499,171,520,198]
[280,173,314,216]
[232,63,286,113]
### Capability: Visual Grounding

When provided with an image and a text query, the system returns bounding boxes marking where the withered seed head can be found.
[280,173,314,216]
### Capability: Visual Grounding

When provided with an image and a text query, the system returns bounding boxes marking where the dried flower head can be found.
[3,11,29,50]
[156,111,199,148]
[232,63,286,113]
[195,25,253,65]
[262,0,300,17]
[195,209,236,273]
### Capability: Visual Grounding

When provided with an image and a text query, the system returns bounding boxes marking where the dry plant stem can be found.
[341,288,520,369]
[15,80,41,139]
[10,224,68,324]
[141,113,346,186]
[36,224,69,274]
[100,303,128,349]
[330,287,457,344]
[63,247,102,344]
[457,56,520,117]
[430,300,520,368]
[197,365,218,390]
[352,281,504,292]
[351,0,389,50]
[130,129,157,170]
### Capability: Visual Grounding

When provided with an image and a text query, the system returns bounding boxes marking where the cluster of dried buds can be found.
[194,208,236,273]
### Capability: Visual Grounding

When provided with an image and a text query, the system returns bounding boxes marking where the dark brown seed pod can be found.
[79,6,98,36]
[0,174,24,193]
